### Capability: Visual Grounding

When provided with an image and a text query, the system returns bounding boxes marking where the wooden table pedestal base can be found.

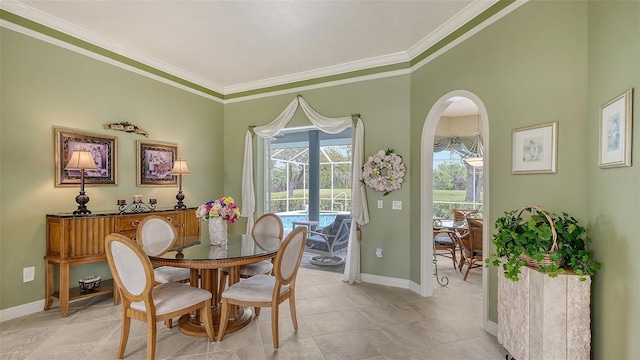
[177,305,254,338]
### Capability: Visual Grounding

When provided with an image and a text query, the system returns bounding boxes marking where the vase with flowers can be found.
[196,197,241,246]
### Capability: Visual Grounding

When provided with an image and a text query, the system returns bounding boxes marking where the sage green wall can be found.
[0,28,224,310]
[2,3,638,357]
[410,1,640,357]
[587,2,640,359]
[223,78,411,278]
[411,0,589,322]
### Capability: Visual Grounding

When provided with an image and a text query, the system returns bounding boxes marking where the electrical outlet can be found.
[392,201,402,210]
[376,247,383,257]
[377,200,383,208]
[23,266,35,282]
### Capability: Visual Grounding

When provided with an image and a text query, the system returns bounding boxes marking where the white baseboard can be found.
[361,272,419,292]
[360,273,429,298]
[408,280,422,295]
[0,299,45,323]
[1,274,429,323]
[484,319,498,336]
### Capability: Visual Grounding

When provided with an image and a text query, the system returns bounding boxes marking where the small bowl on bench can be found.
[79,276,101,292]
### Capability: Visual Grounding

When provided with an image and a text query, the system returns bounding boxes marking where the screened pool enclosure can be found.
[265,128,352,225]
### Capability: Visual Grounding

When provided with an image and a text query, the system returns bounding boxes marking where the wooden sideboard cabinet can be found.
[44,208,200,317]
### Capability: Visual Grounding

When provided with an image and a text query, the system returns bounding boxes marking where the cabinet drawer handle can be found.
[131,220,141,227]
[166,217,173,222]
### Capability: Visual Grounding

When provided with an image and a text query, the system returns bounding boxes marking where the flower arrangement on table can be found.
[195,196,241,223]
[362,148,406,196]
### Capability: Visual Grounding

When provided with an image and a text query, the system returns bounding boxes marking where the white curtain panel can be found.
[241,96,369,283]
[343,118,369,284]
[241,131,255,235]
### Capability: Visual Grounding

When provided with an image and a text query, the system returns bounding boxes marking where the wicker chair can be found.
[433,227,459,269]
[452,208,479,222]
[450,209,478,264]
[457,217,483,281]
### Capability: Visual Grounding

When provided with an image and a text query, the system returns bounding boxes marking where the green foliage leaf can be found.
[487,207,601,281]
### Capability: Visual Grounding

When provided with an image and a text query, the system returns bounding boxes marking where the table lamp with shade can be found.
[171,159,191,209]
[65,148,98,214]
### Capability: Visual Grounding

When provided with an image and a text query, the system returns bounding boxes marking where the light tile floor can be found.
[0,259,506,359]
[299,252,345,274]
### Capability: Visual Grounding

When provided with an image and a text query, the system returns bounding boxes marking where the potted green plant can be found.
[486,205,600,281]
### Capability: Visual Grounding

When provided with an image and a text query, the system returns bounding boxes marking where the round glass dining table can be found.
[149,233,281,338]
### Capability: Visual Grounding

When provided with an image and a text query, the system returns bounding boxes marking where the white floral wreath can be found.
[362,149,406,195]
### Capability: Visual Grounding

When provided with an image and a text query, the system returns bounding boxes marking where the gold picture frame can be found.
[137,140,178,186]
[599,88,633,168]
[512,122,558,174]
[55,128,118,186]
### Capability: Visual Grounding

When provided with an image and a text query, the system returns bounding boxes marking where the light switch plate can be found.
[392,201,402,210]
[377,200,383,208]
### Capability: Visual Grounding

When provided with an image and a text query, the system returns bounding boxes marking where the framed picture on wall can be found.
[599,88,633,168]
[137,140,178,186]
[55,128,118,186]
[512,122,558,174]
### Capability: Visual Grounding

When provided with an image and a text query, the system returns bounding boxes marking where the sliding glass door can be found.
[264,127,352,230]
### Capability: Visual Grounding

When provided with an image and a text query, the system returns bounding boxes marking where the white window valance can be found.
[434,135,482,155]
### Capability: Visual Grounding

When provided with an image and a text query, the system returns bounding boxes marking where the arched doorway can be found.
[420,90,493,333]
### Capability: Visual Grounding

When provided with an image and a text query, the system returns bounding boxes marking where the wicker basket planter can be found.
[515,206,564,269]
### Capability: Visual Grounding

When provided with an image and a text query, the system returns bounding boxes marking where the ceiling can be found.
[3,0,499,96]
[443,97,479,117]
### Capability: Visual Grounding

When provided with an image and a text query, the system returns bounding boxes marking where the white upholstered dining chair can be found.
[137,215,191,283]
[136,215,192,328]
[217,213,283,301]
[218,226,306,349]
[105,233,215,360]
[242,212,283,273]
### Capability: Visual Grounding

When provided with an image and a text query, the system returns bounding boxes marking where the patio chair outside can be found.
[305,214,351,266]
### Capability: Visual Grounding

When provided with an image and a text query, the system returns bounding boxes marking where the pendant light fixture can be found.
[464,129,484,168]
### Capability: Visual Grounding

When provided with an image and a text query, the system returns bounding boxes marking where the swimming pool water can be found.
[276,212,349,230]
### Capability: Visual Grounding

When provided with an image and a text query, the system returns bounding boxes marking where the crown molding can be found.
[230,0,510,94]
[0,0,225,95]
[407,0,498,59]
[1,0,525,102]
[2,0,411,96]
[0,17,224,103]
[224,51,410,95]
[410,0,528,72]
[224,68,410,104]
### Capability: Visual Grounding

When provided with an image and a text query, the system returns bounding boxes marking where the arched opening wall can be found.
[419,90,492,332]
